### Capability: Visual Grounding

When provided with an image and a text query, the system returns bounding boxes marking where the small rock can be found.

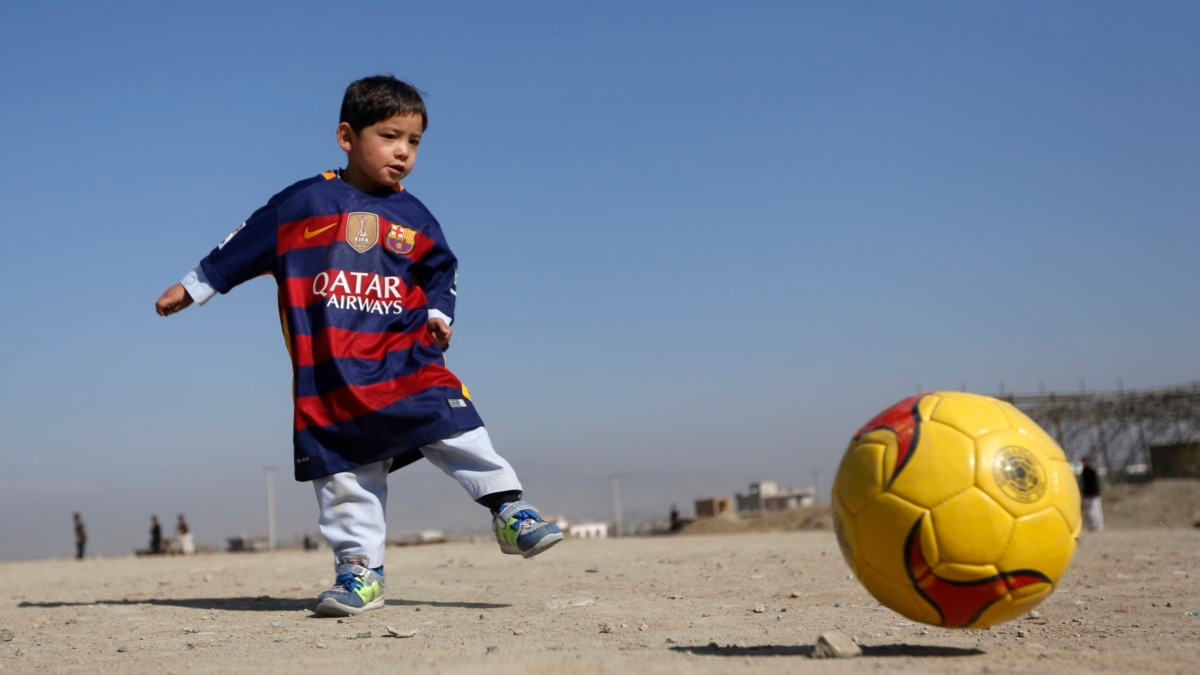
[753,605,766,613]
[0,629,14,642]
[316,642,327,649]
[638,622,648,631]
[1017,630,1028,638]
[116,647,129,653]
[1027,610,1042,620]
[512,629,524,636]
[789,590,801,598]
[544,597,595,609]
[812,631,860,659]
[386,626,418,638]
[486,645,500,654]
[600,623,613,634]
[269,621,283,628]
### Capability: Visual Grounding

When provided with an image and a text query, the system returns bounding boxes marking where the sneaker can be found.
[314,555,384,617]
[493,501,564,558]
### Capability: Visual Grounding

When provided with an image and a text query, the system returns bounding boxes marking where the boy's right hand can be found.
[155,283,194,317]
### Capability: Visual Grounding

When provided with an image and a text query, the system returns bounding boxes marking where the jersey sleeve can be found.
[198,202,279,294]
[413,217,458,324]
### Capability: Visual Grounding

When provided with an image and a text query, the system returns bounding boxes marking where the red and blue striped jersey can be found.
[199,171,484,480]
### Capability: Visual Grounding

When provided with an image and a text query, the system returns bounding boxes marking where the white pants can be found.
[311,426,521,568]
[1083,496,1104,531]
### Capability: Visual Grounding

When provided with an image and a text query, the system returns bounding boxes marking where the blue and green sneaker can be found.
[315,555,384,617]
[493,501,564,558]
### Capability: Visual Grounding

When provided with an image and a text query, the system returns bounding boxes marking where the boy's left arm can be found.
[414,225,459,351]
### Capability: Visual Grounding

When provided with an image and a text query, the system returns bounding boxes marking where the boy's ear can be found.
[336,122,356,152]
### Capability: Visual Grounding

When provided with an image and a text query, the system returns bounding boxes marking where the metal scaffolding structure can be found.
[998,382,1200,478]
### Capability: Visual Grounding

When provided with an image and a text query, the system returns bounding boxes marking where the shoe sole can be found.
[315,596,385,617]
[520,531,564,559]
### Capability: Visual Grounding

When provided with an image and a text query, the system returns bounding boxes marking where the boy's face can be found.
[337,113,424,192]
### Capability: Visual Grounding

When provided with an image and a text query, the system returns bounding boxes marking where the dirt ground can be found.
[3,481,1198,674]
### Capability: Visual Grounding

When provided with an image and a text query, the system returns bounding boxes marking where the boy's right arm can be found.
[155,267,217,317]
[155,283,193,317]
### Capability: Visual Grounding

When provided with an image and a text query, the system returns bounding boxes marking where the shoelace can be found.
[335,571,364,591]
[508,509,543,533]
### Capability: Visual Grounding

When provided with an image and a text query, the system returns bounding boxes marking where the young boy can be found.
[154,75,562,617]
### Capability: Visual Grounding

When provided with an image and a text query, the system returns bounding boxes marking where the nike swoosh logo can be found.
[304,222,338,239]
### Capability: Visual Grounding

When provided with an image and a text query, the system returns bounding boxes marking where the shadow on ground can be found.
[671,642,985,658]
[19,597,509,612]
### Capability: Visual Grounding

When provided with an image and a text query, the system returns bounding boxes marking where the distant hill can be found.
[676,479,1200,535]
[1103,478,1200,529]
[678,504,832,535]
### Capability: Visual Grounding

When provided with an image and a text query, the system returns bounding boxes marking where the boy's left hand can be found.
[428,318,452,350]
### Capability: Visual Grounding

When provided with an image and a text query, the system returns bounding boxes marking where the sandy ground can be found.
[2,525,1198,674]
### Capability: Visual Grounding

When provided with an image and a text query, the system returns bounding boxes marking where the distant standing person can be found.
[176,514,195,555]
[150,515,163,554]
[1081,457,1104,532]
[73,512,87,560]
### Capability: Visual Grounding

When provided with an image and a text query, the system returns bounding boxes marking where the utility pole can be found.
[264,466,277,551]
[610,474,623,538]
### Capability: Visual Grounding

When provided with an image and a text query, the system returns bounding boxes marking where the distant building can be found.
[736,481,814,513]
[567,522,609,539]
[1150,443,1200,478]
[694,497,733,518]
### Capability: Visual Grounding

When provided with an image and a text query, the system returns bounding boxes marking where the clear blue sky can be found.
[2,1,1197,561]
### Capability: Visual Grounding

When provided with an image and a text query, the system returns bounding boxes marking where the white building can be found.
[735,481,814,513]
[567,522,609,539]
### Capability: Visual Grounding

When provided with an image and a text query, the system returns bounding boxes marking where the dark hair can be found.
[340,75,427,132]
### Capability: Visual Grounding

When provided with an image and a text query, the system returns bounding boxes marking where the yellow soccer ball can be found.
[832,391,1082,628]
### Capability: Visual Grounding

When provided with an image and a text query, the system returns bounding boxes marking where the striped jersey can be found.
[199,171,484,480]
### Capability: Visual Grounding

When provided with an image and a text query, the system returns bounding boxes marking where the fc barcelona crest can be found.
[346,212,379,253]
[385,223,417,255]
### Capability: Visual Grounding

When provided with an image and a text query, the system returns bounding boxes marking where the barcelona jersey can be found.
[199,171,484,480]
